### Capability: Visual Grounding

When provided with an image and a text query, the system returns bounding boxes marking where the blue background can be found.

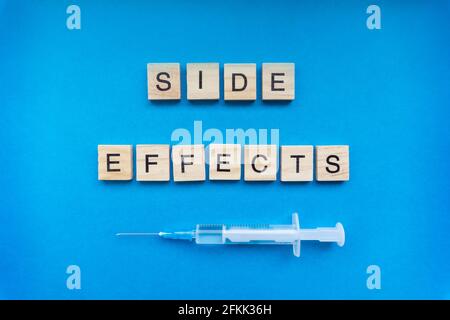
[1,0,449,299]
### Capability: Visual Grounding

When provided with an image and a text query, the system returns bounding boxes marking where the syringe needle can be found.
[115,232,160,237]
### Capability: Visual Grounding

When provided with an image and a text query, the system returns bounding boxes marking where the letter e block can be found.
[172,145,205,182]
[244,145,277,181]
[224,64,256,100]
[209,144,241,180]
[316,146,350,181]
[98,145,133,180]
[136,145,170,181]
[262,63,295,100]
[147,63,181,100]
[281,145,313,182]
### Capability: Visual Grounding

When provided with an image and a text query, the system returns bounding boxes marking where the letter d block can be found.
[224,64,256,100]
[172,145,205,182]
[316,146,350,181]
[136,145,170,181]
[98,145,133,180]
[244,145,278,181]
[147,63,181,100]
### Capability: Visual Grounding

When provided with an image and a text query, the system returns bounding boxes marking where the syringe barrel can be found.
[195,224,298,245]
[195,224,225,244]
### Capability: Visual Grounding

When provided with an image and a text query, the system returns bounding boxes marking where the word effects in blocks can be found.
[147,63,295,101]
[98,144,350,182]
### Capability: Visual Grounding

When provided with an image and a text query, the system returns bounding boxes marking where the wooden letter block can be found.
[172,145,205,182]
[98,145,133,180]
[209,144,241,180]
[281,146,313,182]
[262,63,295,100]
[187,63,220,100]
[147,63,181,100]
[136,145,170,181]
[224,64,256,100]
[316,145,350,181]
[244,145,277,181]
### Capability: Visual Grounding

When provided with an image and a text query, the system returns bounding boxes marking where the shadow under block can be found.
[147,63,181,100]
[244,145,278,181]
[187,63,220,100]
[136,145,170,181]
[209,144,241,180]
[172,145,206,182]
[224,64,257,100]
[98,145,133,180]
[315,145,350,181]
[262,63,295,100]
[281,146,313,182]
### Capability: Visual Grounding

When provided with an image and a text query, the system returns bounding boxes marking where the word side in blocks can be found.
[98,145,133,180]
[172,144,206,182]
[244,145,278,181]
[136,144,170,181]
[147,62,296,101]
[187,63,220,100]
[281,145,313,182]
[315,145,350,181]
[209,144,241,180]
[147,63,181,100]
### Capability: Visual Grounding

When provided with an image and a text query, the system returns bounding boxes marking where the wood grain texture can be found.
[98,145,133,180]
[224,64,256,100]
[262,63,295,100]
[187,63,220,100]
[316,145,350,181]
[209,144,241,180]
[172,144,205,182]
[147,63,181,100]
[136,144,170,181]
[244,145,278,181]
[281,145,313,182]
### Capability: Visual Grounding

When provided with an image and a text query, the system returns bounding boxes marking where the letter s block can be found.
[147,63,181,100]
[316,146,350,181]
[98,145,133,180]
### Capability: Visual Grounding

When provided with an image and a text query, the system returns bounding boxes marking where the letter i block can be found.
[315,145,350,181]
[209,144,241,180]
[281,146,313,182]
[147,63,181,100]
[262,63,295,100]
[172,145,206,182]
[244,145,278,181]
[136,145,170,181]
[187,63,220,100]
[224,64,257,100]
[98,145,133,180]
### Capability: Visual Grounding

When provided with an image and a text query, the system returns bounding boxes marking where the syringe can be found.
[116,213,345,257]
